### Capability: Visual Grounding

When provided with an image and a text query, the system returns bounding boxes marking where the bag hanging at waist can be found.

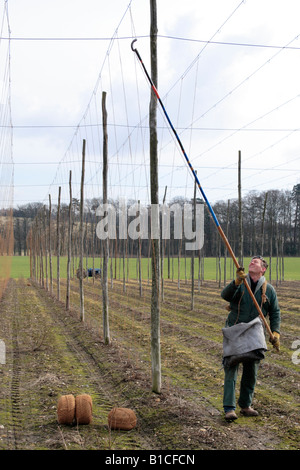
[222,316,267,368]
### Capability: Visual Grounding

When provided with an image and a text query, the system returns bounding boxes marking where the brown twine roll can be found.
[108,407,137,431]
[57,394,75,425]
[75,394,93,425]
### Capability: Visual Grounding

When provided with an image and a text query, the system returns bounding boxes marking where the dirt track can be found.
[0,277,299,451]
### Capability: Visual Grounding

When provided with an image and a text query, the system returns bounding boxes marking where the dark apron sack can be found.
[222,317,267,368]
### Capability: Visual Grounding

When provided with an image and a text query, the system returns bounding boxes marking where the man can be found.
[221,256,281,421]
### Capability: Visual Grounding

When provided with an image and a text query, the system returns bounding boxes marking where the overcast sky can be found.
[1,0,300,208]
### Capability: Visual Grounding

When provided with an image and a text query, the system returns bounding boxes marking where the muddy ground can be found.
[0,276,299,451]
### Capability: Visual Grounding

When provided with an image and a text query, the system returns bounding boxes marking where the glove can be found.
[270,332,280,351]
[235,267,247,286]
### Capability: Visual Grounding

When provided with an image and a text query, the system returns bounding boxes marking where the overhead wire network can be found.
[155,10,300,203]
[0,0,14,297]
[5,0,300,209]
[0,0,13,204]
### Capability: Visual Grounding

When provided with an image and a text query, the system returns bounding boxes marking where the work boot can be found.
[240,407,259,417]
[225,410,238,421]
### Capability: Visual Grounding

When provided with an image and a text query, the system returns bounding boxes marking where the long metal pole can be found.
[131,39,275,343]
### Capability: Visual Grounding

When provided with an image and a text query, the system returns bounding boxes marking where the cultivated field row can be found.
[0,276,299,450]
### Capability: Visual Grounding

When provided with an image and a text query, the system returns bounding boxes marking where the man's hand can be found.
[235,267,247,286]
[270,332,280,351]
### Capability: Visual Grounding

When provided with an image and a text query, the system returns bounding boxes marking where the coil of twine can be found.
[57,394,75,425]
[75,394,93,425]
[108,407,137,430]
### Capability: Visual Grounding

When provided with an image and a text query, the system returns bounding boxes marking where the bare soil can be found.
[0,276,299,451]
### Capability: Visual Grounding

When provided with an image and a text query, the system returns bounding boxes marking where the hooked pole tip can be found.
[131,39,137,51]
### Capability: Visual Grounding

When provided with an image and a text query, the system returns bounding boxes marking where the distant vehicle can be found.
[76,268,101,279]
[87,268,101,279]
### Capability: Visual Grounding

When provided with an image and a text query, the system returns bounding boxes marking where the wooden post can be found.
[218,235,221,288]
[48,194,53,295]
[29,230,33,279]
[91,212,95,284]
[191,176,196,310]
[238,150,243,267]
[123,237,127,292]
[43,205,48,291]
[85,218,88,281]
[178,238,182,290]
[261,192,268,256]
[161,186,167,302]
[57,186,61,300]
[110,240,113,289]
[33,218,38,282]
[224,199,230,286]
[39,212,44,288]
[120,200,127,293]
[32,223,36,280]
[138,200,142,297]
[66,170,72,310]
[150,0,161,394]
[269,217,273,284]
[102,91,110,344]
[79,140,86,321]
[275,220,279,286]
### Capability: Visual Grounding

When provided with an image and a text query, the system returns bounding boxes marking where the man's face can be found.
[248,257,266,277]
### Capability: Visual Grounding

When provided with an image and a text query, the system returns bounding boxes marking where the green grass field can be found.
[5,255,300,281]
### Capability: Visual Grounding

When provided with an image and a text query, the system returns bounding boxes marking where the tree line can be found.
[12,184,300,259]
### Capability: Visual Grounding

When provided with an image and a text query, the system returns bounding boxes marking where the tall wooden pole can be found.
[39,212,44,288]
[29,230,33,279]
[161,186,167,302]
[66,170,72,310]
[35,218,38,282]
[150,0,161,394]
[102,91,110,344]
[57,186,61,300]
[261,192,268,256]
[48,194,53,295]
[238,150,243,266]
[79,140,86,321]
[138,200,142,297]
[191,175,197,310]
[43,205,48,291]
[224,199,230,285]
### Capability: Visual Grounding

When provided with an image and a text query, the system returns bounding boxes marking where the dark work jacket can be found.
[221,275,281,334]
